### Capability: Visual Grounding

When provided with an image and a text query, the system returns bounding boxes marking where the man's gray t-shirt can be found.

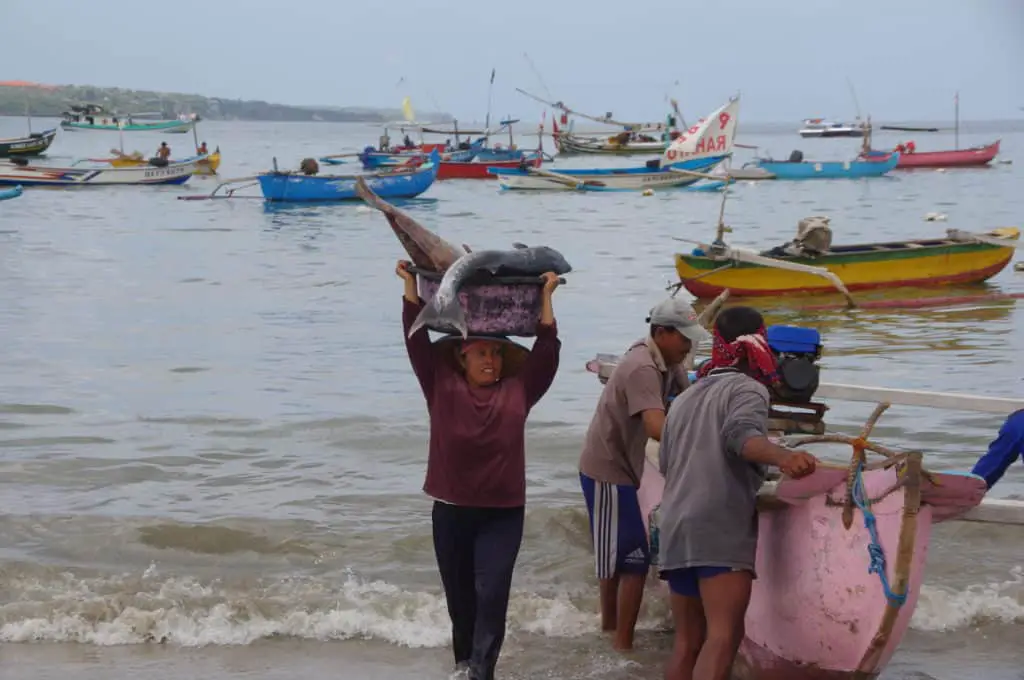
[657,369,770,573]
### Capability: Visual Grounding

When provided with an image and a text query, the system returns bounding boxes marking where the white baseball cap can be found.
[647,297,712,345]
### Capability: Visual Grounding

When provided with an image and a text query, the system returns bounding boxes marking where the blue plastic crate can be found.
[766,325,822,355]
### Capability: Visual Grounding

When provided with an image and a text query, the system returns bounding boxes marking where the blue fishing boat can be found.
[257,150,440,202]
[0,184,23,201]
[359,138,483,169]
[473,118,531,162]
[751,150,900,179]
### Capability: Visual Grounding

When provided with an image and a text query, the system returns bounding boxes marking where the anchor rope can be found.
[851,459,907,607]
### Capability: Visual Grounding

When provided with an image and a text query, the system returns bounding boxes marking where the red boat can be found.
[437,155,542,180]
[859,140,1000,169]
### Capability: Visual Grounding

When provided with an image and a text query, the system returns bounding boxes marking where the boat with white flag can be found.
[487,97,741,192]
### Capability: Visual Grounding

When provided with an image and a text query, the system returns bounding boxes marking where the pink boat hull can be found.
[860,140,1000,168]
[636,451,986,679]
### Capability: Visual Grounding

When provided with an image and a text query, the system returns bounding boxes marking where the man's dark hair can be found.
[649,324,671,338]
[714,306,764,343]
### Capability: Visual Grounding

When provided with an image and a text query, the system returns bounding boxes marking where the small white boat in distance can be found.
[799,117,866,138]
[0,156,204,187]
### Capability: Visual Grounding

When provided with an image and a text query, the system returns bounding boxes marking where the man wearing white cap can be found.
[578,296,711,651]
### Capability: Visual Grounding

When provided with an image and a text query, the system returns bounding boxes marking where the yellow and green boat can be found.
[97,149,221,175]
[675,226,1019,299]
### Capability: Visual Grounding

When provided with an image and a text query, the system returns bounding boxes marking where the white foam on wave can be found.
[0,564,600,647]
[911,566,1024,632]
[0,563,1019,647]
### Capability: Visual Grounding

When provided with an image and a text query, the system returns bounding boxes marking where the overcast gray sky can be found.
[7,0,1023,123]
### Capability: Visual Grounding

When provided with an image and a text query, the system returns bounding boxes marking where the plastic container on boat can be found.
[766,325,823,356]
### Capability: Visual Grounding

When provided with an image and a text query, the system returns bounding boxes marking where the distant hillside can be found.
[0,82,452,123]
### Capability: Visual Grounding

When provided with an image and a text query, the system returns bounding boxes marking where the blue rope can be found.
[850,460,908,607]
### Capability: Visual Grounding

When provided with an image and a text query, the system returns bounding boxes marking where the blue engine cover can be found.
[766,325,822,357]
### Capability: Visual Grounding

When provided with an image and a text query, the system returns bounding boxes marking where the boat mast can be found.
[485,68,495,145]
[846,77,864,131]
[954,91,960,150]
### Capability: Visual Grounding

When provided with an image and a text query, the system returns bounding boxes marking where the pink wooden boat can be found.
[583,355,1013,680]
[636,447,986,680]
[859,140,1000,168]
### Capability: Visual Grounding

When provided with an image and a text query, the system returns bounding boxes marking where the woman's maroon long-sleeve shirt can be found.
[402,297,561,507]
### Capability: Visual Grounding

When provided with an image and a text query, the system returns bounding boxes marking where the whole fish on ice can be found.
[408,243,572,338]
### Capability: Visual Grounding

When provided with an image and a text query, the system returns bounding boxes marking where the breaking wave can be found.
[1,562,1019,647]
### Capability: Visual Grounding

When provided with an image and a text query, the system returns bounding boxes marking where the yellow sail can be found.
[401,97,415,122]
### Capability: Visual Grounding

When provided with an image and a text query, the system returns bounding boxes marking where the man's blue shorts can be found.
[579,472,650,579]
[659,567,743,597]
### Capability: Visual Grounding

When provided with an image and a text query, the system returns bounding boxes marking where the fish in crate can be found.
[409,243,571,338]
[354,176,571,338]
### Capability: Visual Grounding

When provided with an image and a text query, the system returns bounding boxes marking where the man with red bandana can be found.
[656,305,818,680]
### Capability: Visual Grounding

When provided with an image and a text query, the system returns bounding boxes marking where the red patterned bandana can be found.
[696,325,780,387]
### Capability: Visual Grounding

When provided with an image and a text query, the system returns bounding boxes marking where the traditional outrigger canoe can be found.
[488,97,739,192]
[0,128,58,158]
[257,155,438,201]
[860,140,1000,169]
[858,95,1000,169]
[182,150,441,202]
[0,156,203,187]
[552,126,674,156]
[96,148,222,175]
[750,150,899,179]
[517,87,683,156]
[675,219,1020,299]
[585,307,1024,680]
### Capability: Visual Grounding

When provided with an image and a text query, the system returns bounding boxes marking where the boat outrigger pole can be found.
[515,88,657,131]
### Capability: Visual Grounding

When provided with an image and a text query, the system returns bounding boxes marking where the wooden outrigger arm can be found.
[177,175,261,201]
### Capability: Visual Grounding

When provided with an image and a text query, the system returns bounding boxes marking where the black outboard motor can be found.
[788,149,804,163]
[765,325,822,403]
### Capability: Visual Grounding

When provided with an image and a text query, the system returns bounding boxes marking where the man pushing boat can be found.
[656,306,818,680]
[971,408,1024,490]
[577,297,710,651]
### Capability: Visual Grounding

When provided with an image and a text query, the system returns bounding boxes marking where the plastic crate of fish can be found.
[411,266,558,337]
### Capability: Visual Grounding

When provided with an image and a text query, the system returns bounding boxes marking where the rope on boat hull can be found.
[852,459,908,607]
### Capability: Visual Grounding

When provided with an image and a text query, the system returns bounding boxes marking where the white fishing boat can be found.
[0,156,205,187]
[516,87,683,156]
[488,97,740,192]
[60,105,198,134]
[798,117,866,138]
